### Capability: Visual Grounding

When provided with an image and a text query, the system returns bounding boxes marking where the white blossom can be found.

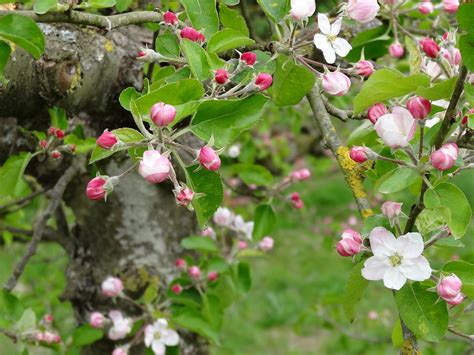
[144,319,179,354]
[313,13,352,64]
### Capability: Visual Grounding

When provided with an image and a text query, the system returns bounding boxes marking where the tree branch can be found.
[0,10,162,30]
[0,187,49,214]
[321,95,366,122]
[3,157,84,292]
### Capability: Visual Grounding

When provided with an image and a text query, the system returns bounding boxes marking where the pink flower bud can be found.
[322,72,351,96]
[290,192,304,209]
[201,227,215,238]
[406,96,431,119]
[443,0,459,13]
[47,127,57,136]
[163,11,178,25]
[255,73,273,91]
[240,52,257,66]
[101,276,124,297]
[259,236,274,251]
[347,0,380,23]
[51,150,61,160]
[175,258,187,269]
[112,348,128,355]
[238,240,248,249]
[86,177,108,201]
[90,312,105,328]
[139,150,171,183]
[35,332,44,342]
[137,51,146,58]
[69,144,76,153]
[97,129,118,150]
[389,43,404,58]
[437,274,464,305]
[430,143,458,171]
[442,32,449,41]
[188,266,201,280]
[39,140,48,149]
[43,314,54,324]
[150,102,177,127]
[171,284,183,294]
[176,187,194,207]
[420,38,439,58]
[418,0,434,14]
[442,48,461,66]
[180,27,205,42]
[42,332,61,344]
[215,69,229,85]
[349,146,368,163]
[55,129,65,139]
[355,60,374,77]
[207,271,218,282]
[290,0,316,20]
[336,229,362,257]
[214,207,234,226]
[290,168,311,181]
[381,201,402,219]
[199,146,221,171]
[367,103,388,124]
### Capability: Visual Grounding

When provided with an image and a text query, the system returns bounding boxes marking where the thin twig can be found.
[0,188,49,213]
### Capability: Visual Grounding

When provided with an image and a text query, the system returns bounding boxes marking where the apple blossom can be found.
[175,258,186,269]
[406,96,431,119]
[150,102,176,127]
[42,314,54,324]
[442,48,461,66]
[47,127,57,136]
[290,192,304,209]
[199,146,221,170]
[139,150,171,183]
[423,59,442,78]
[361,227,432,290]
[90,312,104,328]
[430,143,458,171]
[346,0,380,23]
[443,0,459,13]
[355,60,374,77]
[290,168,311,181]
[367,103,388,124]
[389,43,404,58]
[336,228,363,257]
[201,227,216,238]
[322,72,351,96]
[171,284,183,294]
[207,271,218,282]
[39,139,48,149]
[51,150,61,159]
[374,107,416,148]
[290,0,316,20]
[163,11,178,25]
[437,274,464,305]
[96,129,118,150]
[238,240,248,249]
[314,13,352,64]
[55,129,65,139]
[259,236,274,251]
[213,207,234,226]
[112,348,128,355]
[255,73,273,91]
[101,276,124,297]
[188,266,201,280]
[420,38,439,58]
[144,319,179,354]
[38,332,61,344]
[227,144,241,158]
[418,0,434,14]
[381,201,402,219]
[180,27,205,42]
[240,52,257,66]
[232,215,254,240]
[349,146,368,163]
[86,176,108,201]
[108,310,132,340]
[215,69,229,85]
[176,186,194,207]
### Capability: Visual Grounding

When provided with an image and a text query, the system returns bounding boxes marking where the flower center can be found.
[328,34,337,42]
[389,253,403,267]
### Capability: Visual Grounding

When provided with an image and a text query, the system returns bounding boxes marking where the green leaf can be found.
[256,0,290,23]
[181,39,211,81]
[442,261,474,298]
[191,95,268,148]
[89,128,144,164]
[48,107,68,130]
[186,165,223,228]
[0,39,11,82]
[405,36,421,74]
[0,291,23,328]
[342,262,369,323]
[391,319,403,348]
[395,283,448,342]
[347,120,377,146]
[33,0,58,14]
[115,0,133,12]
[207,29,254,54]
[16,309,36,332]
[415,207,450,236]
[236,262,252,293]
[233,163,273,186]
[253,204,276,240]
[72,325,104,346]
[272,55,315,107]
[84,0,116,8]
[377,168,420,194]
[415,77,458,100]
[180,0,219,38]
[172,307,220,344]
[459,33,474,72]
[0,14,45,59]
[424,183,472,238]
[0,152,32,199]
[119,86,140,111]
[202,294,224,329]
[353,69,430,114]
[457,3,474,32]
[155,30,180,58]
[350,25,389,47]
[181,236,218,252]
[219,4,249,36]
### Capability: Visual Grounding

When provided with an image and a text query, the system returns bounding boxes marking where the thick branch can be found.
[0,10,162,30]
[3,157,84,292]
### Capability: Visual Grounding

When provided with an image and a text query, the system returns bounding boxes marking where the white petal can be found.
[361,256,389,280]
[162,329,180,346]
[144,325,154,347]
[313,34,330,52]
[154,318,168,330]
[333,38,352,57]
[108,310,123,323]
[399,256,432,281]
[383,267,407,290]
[369,227,396,257]
[322,46,336,64]
[317,13,331,35]
[152,340,166,355]
[396,233,424,258]
[330,17,342,36]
